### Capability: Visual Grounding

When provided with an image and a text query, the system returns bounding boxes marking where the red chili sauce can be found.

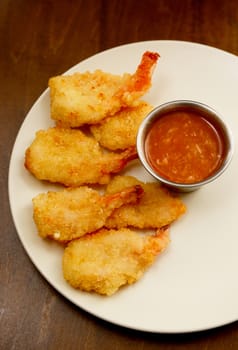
[145,111,224,184]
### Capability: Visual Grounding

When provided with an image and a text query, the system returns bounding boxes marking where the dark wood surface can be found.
[1,0,238,349]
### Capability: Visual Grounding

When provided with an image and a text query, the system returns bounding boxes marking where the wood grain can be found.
[1,0,237,349]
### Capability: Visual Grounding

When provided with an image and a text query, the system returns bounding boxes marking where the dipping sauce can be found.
[145,110,225,184]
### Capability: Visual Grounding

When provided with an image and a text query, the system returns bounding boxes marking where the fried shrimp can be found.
[25,127,137,186]
[90,101,153,150]
[49,51,159,127]
[105,176,186,229]
[115,51,159,102]
[63,226,170,296]
[33,185,143,243]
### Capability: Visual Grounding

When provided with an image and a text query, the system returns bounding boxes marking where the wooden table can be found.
[1,0,238,348]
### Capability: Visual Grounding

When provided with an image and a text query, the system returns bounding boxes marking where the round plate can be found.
[8,41,238,333]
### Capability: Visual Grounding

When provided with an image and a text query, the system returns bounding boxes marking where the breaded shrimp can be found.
[49,51,159,127]
[90,101,153,150]
[115,51,159,103]
[63,226,170,296]
[105,176,186,229]
[33,185,143,243]
[25,127,137,186]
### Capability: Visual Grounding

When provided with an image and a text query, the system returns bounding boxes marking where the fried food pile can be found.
[25,51,187,296]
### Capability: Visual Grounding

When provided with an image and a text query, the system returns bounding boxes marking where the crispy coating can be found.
[25,127,137,186]
[105,176,186,229]
[90,101,153,150]
[63,226,170,296]
[49,51,159,127]
[33,185,144,243]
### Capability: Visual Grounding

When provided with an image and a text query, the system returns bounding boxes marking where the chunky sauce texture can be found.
[145,111,224,184]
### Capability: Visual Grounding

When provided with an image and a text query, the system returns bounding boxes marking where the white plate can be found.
[8,41,238,333]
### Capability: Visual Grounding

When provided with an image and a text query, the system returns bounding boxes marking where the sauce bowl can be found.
[136,100,234,192]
